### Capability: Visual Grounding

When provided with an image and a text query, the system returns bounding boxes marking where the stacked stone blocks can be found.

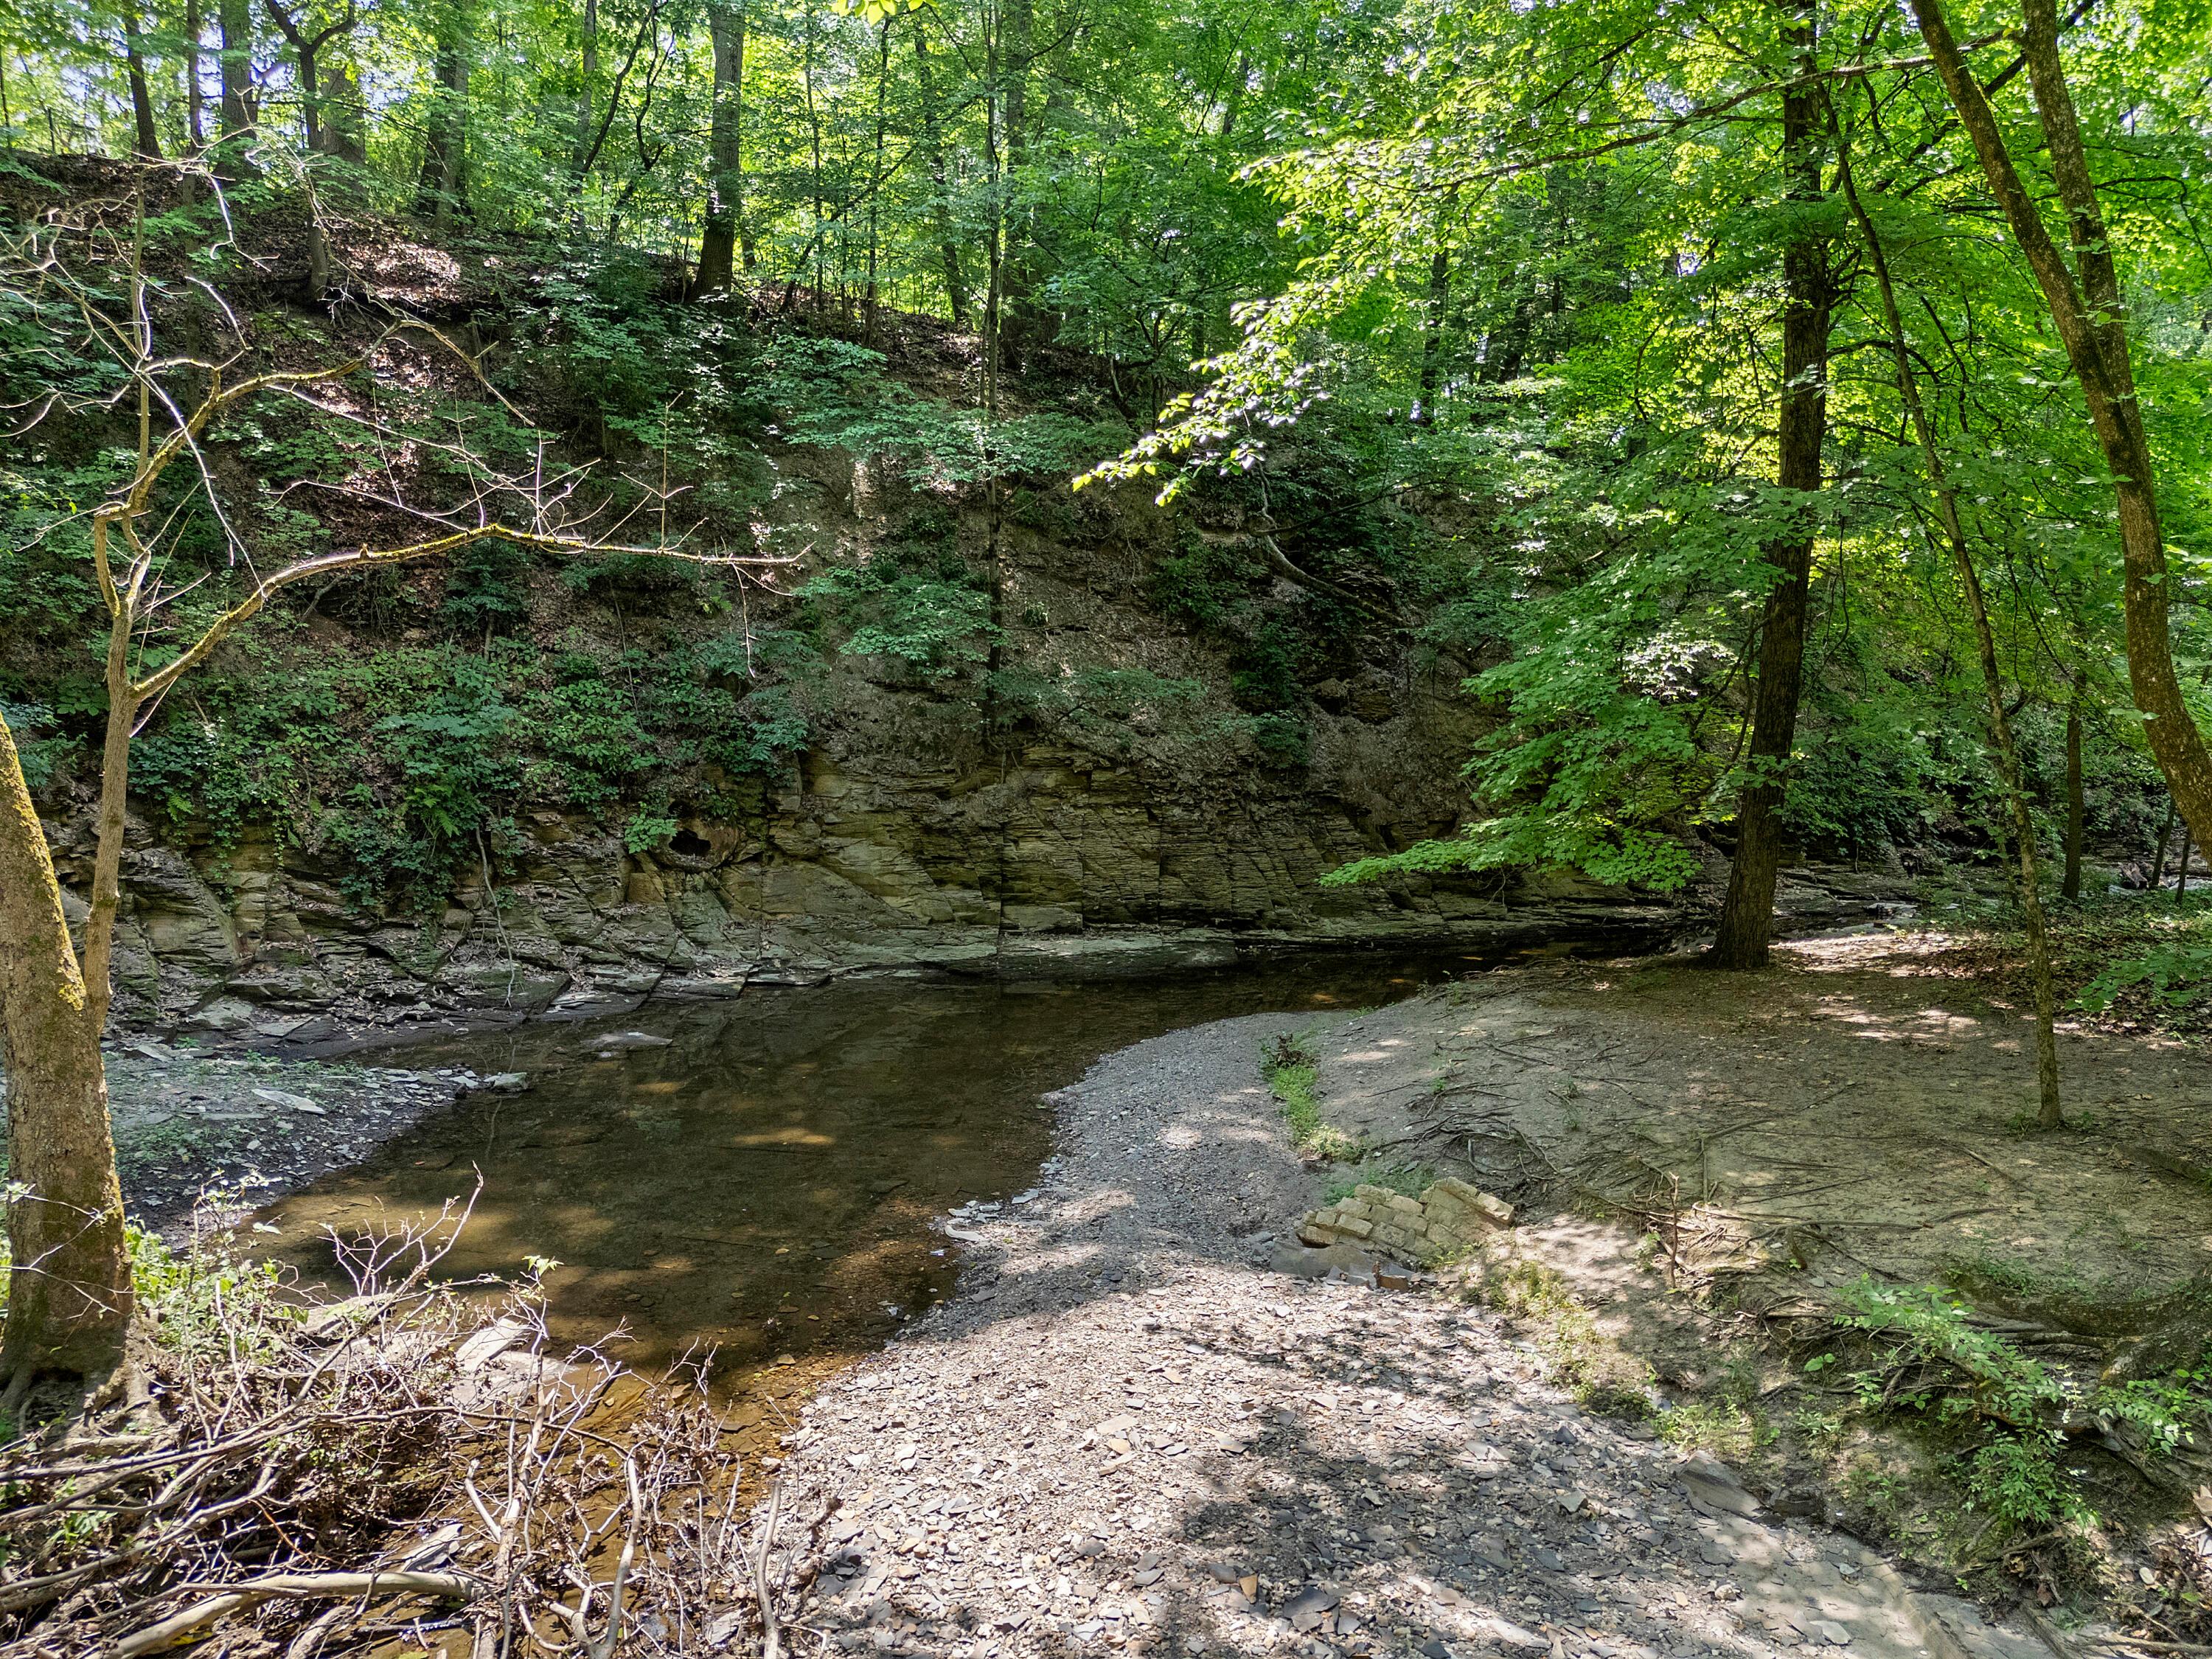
[1297,1176,1513,1267]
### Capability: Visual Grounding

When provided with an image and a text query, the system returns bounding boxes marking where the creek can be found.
[259,950,1514,1400]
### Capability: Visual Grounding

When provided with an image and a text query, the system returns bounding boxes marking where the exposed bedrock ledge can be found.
[46,691,1910,1039]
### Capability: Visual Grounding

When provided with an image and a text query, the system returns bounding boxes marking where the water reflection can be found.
[260,953,1500,1391]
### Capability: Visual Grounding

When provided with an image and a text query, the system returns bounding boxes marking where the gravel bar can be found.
[762,1011,2049,1659]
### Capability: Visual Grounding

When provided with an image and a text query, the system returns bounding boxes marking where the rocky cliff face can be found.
[66,678,1686,1041]
[0,208,1952,1051]
[46,449,1697,1039]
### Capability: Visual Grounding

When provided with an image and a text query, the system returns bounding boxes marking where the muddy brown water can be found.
[260,952,1524,1404]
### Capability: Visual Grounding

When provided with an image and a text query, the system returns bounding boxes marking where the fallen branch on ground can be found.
[0,1197,796,1659]
[111,1570,487,1658]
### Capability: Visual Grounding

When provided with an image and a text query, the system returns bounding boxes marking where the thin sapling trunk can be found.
[1837,124,2062,1130]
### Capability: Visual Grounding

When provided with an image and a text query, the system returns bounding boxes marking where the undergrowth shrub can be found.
[1817,1278,2212,1534]
[0,703,70,791]
[2077,935,2212,1014]
[1247,712,1310,768]
[802,561,998,676]
[1782,692,1941,860]
[758,334,1115,487]
[1963,1434,2090,1529]
[105,616,821,910]
[1150,532,1252,627]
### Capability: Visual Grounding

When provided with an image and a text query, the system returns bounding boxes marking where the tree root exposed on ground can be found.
[0,1204,796,1658]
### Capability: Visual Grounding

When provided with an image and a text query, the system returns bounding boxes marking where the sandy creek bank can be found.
[1301,932,2212,1324]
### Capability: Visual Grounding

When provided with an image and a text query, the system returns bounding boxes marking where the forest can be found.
[1,0,2212,1654]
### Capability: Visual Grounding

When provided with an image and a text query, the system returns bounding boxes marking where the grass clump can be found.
[1324,1162,1435,1205]
[1461,1245,1656,1419]
[1658,1349,1777,1461]
[1262,1030,1362,1162]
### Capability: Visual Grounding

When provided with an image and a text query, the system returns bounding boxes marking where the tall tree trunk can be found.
[1711,5,1833,970]
[0,712,134,1388]
[692,0,746,296]
[2152,799,2176,890]
[981,0,1008,855]
[125,7,162,159]
[1218,49,1251,140]
[912,23,965,325]
[324,60,363,164]
[863,14,890,341]
[185,0,206,149]
[1001,0,1030,170]
[218,0,252,135]
[295,37,320,152]
[801,4,824,309]
[2063,670,2085,901]
[572,0,597,177]
[1837,128,2062,1128]
[215,0,254,175]
[567,0,653,206]
[1413,246,1450,424]
[415,1,470,224]
[268,0,358,169]
[1909,0,2212,863]
[997,0,1040,355]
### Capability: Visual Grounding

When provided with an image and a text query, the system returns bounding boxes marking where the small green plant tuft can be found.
[623,811,680,853]
[1262,1030,1361,1161]
[1324,1162,1434,1205]
[1464,1248,1656,1418]
[1658,1346,1776,1458]
[1961,1433,2090,1528]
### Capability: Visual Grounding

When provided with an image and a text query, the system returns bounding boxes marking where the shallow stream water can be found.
[260,951,1517,1403]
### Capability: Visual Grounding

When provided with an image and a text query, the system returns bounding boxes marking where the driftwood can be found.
[111,1570,487,1658]
[0,1198,802,1659]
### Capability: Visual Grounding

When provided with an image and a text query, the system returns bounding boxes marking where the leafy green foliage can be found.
[1833,1278,2212,1532]
[2077,939,2212,1012]
[1783,693,1941,861]
[623,812,681,854]
[1963,1435,2089,1529]
[801,560,998,675]
[4,0,2208,938]
[759,336,1118,488]
[1246,712,1310,769]
[1324,811,1701,894]
[1,703,71,791]
[1097,0,2203,901]
[1838,1281,2068,1426]
[1148,546,1244,631]
[1228,619,1304,712]
[104,617,822,908]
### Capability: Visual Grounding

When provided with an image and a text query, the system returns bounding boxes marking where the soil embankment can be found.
[1302,934,2212,1375]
